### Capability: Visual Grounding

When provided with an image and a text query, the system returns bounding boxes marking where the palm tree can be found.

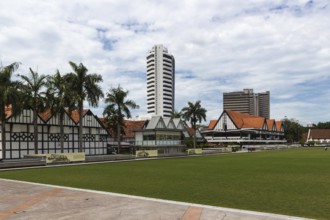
[103,85,139,154]
[171,110,182,118]
[68,61,103,152]
[181,100,207,148]
[0,62,22,160]
[20,68,48,154]
[103,104,125,141]
[46,71,76,153]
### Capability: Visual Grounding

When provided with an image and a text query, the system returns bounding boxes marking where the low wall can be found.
[28,153,85,164]
[0,159,46,169]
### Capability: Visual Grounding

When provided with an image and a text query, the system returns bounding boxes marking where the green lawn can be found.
[1,148,330,219]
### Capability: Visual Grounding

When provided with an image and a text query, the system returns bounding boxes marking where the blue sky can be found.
[1,0,329,125]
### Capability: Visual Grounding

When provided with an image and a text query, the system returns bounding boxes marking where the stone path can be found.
[0,178,309,220]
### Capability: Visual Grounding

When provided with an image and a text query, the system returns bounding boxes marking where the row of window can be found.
[143,134,181,141]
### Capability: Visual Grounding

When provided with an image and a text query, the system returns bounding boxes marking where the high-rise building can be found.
[223,89,270,119]
[146,45,175,118]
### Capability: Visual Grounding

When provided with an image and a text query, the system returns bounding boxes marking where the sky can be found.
[1,0,330,126]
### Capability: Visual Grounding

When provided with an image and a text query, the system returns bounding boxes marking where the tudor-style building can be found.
[202,110,285,144]
[134,116,186,154]
[303,129,330,145]
[0,107,110,159]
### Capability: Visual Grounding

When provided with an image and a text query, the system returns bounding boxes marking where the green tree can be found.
[181,100,207,148]
[103,105,125,140]
[67,61,103,152]
[46,71,76,153]
[282,118,304,143]
[0,62,22,159]
[171,110,182,118]
[20,68,48,154]
[103,86,139,154]
[315,121,330,129]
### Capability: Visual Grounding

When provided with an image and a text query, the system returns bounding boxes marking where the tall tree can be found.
[68,61,103,152]
[315,121,330,129]
[46,71,76,153]
[181,100,207,148]
[0,62,22,160]
[171,110,182,118]
[103,86,139,154]
[103,105,125,141]
[20,68,48,154]
[282,118,304,143]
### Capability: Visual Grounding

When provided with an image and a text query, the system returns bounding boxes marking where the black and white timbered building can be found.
[0,107,110,159]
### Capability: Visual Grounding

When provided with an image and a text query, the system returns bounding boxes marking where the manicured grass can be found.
[1,148,330,219]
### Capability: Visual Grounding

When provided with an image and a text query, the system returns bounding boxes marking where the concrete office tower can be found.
[146,45,175,118]
[223,89,270,119]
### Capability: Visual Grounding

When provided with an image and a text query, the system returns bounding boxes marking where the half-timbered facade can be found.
[1,107,110,159]
[134,116,186,154]
[202,110,285,144]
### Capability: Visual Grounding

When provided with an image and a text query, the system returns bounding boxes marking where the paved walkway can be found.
[0,178,309,220]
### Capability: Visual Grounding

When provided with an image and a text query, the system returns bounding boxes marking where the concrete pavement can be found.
[0,178,309,220]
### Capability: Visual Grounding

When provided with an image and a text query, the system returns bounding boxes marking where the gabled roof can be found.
[0,105,12,124]
[276,121,283,132]
[308,129,330,139]
[146,116,166,129]
[68,109,90,124]
[241,117,265,129]
[266,119,276,131]
[4,105,13,119]
[173,118,185,129]
[208,120,217,129]
[123,120,147,137]
[163,117,176,129]
[226,110,262,129]
[2,106,57,124]
[38,108,54,122]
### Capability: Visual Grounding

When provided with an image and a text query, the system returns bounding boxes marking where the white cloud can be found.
[1,0,330,125]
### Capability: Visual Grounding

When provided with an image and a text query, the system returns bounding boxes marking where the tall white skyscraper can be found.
[146,45,175,118]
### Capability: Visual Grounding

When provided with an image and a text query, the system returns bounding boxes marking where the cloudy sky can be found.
[1,0,330,125]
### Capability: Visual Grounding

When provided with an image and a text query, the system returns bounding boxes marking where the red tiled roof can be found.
[242,117,265,129]
[225,110,282,131]
[4,105,13,119]
[308,129,330,139]
[276,121,282,132]
[266,119,275,131]
[38,108,53,122]
[68,109,89,123]
[2,106,53,123]
[99,119,146,138]
[226,110,261,129]
[208,120,217,129]
[124,120,146,137]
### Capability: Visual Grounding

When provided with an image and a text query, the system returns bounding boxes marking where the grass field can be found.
[1,148,330,219]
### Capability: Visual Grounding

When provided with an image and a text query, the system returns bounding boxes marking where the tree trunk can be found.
[33,108,38,154]
[117,106,121,154]
[1,114,6,160]
[59,111,64,153]
[193,129,197,148]
[192,120,197,148]
[78,101,83,152]
[117,122,121,154]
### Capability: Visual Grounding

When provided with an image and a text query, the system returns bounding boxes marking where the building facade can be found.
[146,45,175,118]
[134,116,186,154]
[303,129,330,145]
[223,89,270,119]
[202,110,285,145]
[0,107,110,159]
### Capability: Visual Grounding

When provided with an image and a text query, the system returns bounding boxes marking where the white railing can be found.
[135,140,184,146]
